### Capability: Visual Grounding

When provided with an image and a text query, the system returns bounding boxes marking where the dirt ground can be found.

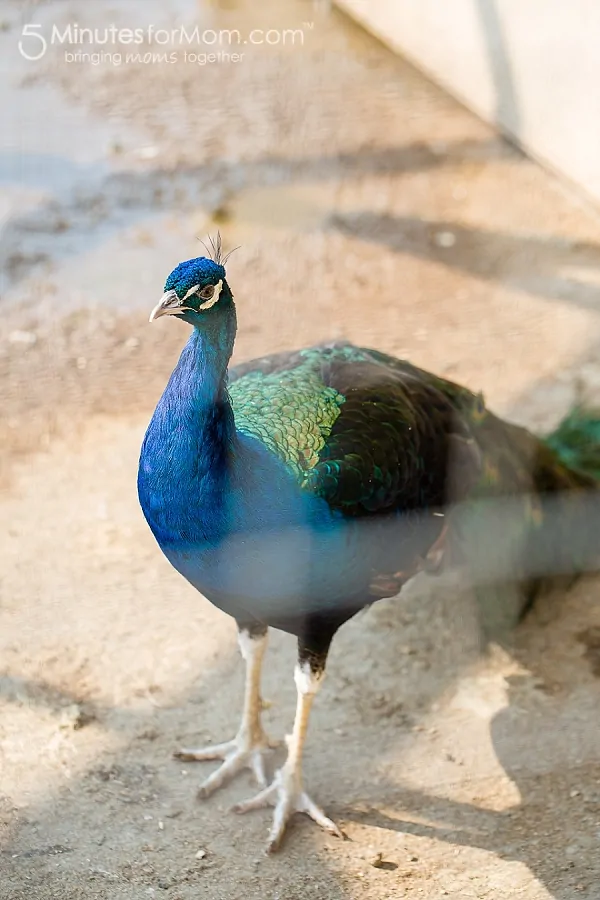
[1,1,600,898]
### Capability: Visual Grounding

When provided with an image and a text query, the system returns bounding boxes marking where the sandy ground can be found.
[1,1,600,898]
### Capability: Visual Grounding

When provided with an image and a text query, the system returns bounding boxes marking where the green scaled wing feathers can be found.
[228,352,346,479]
[229,343,482,516]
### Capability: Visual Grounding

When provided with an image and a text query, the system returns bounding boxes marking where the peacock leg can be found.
[233,633,344,853]
[175,622,276,796]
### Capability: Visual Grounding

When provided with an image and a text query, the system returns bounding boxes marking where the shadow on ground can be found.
[332,212,600,313]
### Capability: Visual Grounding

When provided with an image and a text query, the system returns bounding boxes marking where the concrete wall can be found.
[336,0,600,206]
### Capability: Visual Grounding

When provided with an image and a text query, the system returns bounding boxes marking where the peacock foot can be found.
[174,731,278,798]
[231,762,344,853]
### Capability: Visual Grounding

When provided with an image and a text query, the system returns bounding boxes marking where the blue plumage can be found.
[164,256,226,296]
[138,250,451,849]
[139,256,452,623]
[138,247,600,852]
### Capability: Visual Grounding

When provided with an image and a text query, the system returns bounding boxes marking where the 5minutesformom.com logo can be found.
[18,21,312,61]
[19,24,48,61]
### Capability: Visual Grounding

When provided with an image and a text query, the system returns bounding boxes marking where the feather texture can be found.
[139,258,600,644]
[137,252,600,851]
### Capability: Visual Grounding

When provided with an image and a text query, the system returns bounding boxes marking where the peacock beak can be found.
[149,289,181,322]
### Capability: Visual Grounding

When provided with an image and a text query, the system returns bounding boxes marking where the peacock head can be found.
[149,236,236,326]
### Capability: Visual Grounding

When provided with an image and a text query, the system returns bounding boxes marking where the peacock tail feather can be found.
[544,407,600,483]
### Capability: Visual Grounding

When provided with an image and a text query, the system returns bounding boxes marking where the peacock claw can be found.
[232,765,344,853]
[174,733,278,798]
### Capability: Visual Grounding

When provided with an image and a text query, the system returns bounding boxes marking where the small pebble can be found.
[58,703,93,730]
[195,848,207,860]
[369,852,398,870]
[9,329,37,346]
[428,140,448,155]
[137,146,159,160]
[434,230,456,248]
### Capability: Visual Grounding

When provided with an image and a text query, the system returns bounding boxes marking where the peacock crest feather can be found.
[197,231,239,268]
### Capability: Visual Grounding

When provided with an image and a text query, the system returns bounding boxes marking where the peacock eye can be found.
[199,285,215,300]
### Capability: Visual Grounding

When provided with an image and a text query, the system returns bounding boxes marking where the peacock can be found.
[137,237,600,852]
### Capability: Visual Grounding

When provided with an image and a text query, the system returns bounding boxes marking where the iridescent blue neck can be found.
[178,294,237,399]
[138,303,238,543]
[156,299,237,430]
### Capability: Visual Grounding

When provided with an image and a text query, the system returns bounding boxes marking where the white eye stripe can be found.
[198,278,223,310]
[181,283,200,302]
